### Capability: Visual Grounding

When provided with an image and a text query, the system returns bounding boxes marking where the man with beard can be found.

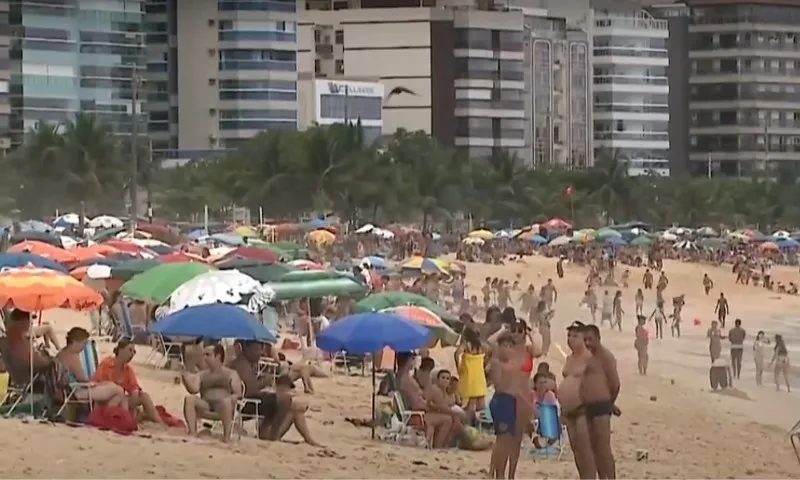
[581,325,621,479]
[557,322,595,479]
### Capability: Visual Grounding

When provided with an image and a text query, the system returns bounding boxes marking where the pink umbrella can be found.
[289,259,324,270]
[543,217,572,230]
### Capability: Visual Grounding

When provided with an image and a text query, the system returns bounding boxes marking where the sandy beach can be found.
[1,256,798,478]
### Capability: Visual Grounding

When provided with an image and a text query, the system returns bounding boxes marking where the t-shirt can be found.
[728,327,746,348]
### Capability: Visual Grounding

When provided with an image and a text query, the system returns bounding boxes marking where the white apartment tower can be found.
[593,10,670,175]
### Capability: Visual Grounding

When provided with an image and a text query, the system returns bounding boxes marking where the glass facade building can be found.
[10,0,145,143]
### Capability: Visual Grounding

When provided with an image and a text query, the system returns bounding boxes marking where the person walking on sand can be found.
[612,291,624,332]
[634,288,644,317]
[580,287,598,324]
[702,274,714,295]
[753,331,770,386]
[600,290,612,328]
[581,325,621,480]
[542,279,558,310]
[714,292,730,328]
[634,316,649,375]
[707,320,724,362]
[559,322,596,479]
[656,271,668,294]
[728,319,746,379]
[642,269,653,290]
[556,256,564,279]
[769,334,791,392]
[488,334,531,479]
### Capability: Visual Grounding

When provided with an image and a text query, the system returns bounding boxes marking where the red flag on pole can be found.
[564,185,573,197]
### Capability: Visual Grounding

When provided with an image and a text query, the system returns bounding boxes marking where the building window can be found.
[335,59,344,74]
[315,59,320,74]
[335,30,343,45]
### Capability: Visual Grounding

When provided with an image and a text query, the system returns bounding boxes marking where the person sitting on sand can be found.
[530,372,559,449]
[181,341,240,442]
[426,369,464,436]
[56,327,128,410]
[397,352,453,448]
[93,339,163,424]
[230,340,320,446]
[261,342,326,394]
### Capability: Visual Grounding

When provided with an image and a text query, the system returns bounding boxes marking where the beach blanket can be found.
[86,406,138,435]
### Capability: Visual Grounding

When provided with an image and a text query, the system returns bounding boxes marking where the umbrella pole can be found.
[371,360,376,440]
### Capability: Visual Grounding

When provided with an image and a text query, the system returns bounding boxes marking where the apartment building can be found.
[525,12,591,168]
[300,0,591,165]
[144,0,298,161]
[297,77,384,144]
[9,0,145,146]
[0,1,8,151]
[593,9,670,175]
[687,0,800,175]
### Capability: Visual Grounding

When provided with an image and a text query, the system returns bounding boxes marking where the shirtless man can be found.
[542,279,558,310]
[634,316,649,375]
[559,322,596,479]
[582,325,621,480]
[642,269,653,290]
[579,287,598,324]
[656,271,668,293]
[702,274,714,295]
[714,292,729,329]
[488,334,531,479]
[396,352,453,448]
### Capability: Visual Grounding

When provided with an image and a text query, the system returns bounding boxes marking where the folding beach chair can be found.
[789,417,800,464]
[204,380,261,440]
[0,338,45,418]
[529,403,567,460]
[390,391,428,448]
[115,300,147,341]
[55,339,99,418]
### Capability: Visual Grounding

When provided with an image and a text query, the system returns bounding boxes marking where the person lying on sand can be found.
[93,339,163,424]
[231,340,321,446]
[181,341,240,442]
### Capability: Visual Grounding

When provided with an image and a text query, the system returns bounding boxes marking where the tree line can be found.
[2,114,800,229]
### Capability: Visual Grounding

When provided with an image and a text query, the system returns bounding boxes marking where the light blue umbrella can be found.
[0,253,68,272]
[187,229,208,240]
[209,232,244,246]
[776,238,800,249]
[605,236,628,246]
[18,220,52,233]
[361,255,386,269]
[528,235,547,245]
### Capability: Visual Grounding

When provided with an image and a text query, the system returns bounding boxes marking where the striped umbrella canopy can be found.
[381,305,459,346]
[0,263,104,312]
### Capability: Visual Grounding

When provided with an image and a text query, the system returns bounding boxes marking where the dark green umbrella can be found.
[276,270,350,283]
[92,226,127,242]
[355,291,460,327]
[217,258,296,283]
[110,258,162,281]
[120,262,213,304]
[11,231,62,247]
[630,236,653,247]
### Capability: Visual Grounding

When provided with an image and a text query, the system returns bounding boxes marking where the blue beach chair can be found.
[529,402,566,460]
[56,339,99,417]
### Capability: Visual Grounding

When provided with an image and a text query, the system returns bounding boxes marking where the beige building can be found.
[0,0,8,152]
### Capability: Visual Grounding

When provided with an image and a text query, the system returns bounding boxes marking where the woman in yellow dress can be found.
[454,325,488,425]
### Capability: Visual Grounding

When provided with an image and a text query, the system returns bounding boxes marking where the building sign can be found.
[324,80,381,97]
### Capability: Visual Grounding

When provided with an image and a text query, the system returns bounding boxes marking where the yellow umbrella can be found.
[306,229,336,245]
[400,256,449,275]
[234,225,259,238]
[467,229,494,240]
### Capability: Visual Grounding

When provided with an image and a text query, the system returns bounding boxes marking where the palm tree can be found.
[10,120,66,216]
[589,149,633,224]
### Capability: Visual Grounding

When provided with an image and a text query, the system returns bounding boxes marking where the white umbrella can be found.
[668,226,693,236]
[674,240,698,250]
[660,232,679,242]
[372,228,394,239]
[88,215,123,229]
[167,269,264,314]
[86,264,112,280]
[696,226,717,237]
[355,223,375,234]
[55,213,81,226]
[60,236,79,249]
[630,227,648,236]
[772,230,791,239]
[548,235,572,246]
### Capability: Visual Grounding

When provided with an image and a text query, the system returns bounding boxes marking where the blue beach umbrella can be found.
[776,237,800,249]
[316,311,431,439]
[528,235,548,245]
[150,304,276,342]
[605,236,628,246]
[0,253,68,272]
[361,255,387,269]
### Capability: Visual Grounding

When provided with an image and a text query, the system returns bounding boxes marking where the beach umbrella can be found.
[595,227,622,239]
[527,235,548,245]
[72,256,121,269]
[233,225,260,238]
[110,258,163,281]
[462,237,484,245]
[221,245,281,263]
[630,236,653,247]
[355,291,457,325]
[772,230,791,239]
[542,218,572,230]
[493,230,511,239]
[120,262,213,304]
[0,253,68,272]
[187,229,208,240]
[288,259,324,270]
[355,223,375,234]
[697,237,726,249]
[71,244,120,261]
[360,256,386,269]
[517,229,542,241]
[603,236,628,246]
[659,231,679,242]
[0,264,103,312]
[776,237,800,249]
[88,215,123,229]
[166,269,264,314]
[629,227,649,236]
[316,311,431,440]
[103,240,156,257]
[548,235,572,246]
[265,277,368,300]
[11,231,62,247]
[748,231,772,243]
[306,229,336,245]
[696,226,717,237]
[18,220,52,233]
[8,240,76,264]
[382,306,459,346]
[91,226,127,242]
[400,256,449,275]
[674,240,698,250]
[217,259,295,283]
[667,226,693,236]
[159,252,206,263]
[151,304,276,342]
[759,241,779,252]
[53,213,82,228]
[70,263,113,281]
[467,229,494,240]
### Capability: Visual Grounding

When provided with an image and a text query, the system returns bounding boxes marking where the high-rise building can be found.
[144,0,298,162]
[592,9,670,175]
[9,0,146,145]
[0,0,8,152]
[300,0,592,166]
[687,0,800,176]
[524,11,591,168]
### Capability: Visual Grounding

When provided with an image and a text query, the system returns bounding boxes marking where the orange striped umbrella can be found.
[71,244,120,261]
[381,305,460,346]
[8,241,76,264]
[0,264,104,312]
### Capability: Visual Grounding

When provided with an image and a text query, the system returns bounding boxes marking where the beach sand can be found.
[1,256,799,478]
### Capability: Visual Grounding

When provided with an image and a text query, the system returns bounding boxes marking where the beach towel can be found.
[86,405,138,435]
[155,405,185,428]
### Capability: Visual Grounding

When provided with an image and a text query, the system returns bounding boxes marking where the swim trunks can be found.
[489,392,517,435]
[585,400,613,419]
